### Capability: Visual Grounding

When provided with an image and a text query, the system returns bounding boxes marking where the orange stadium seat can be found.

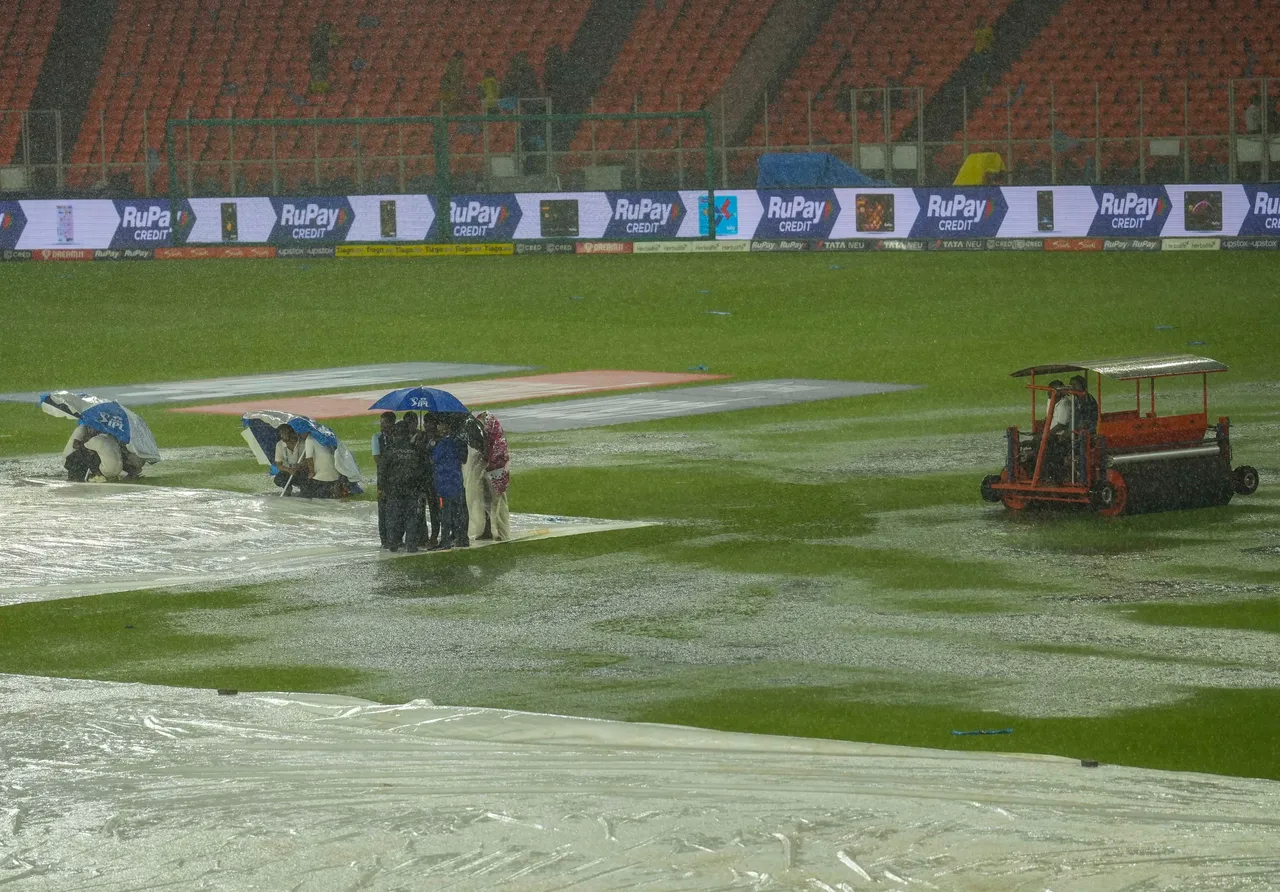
[69,0,593,191]
[961,0,1279,168]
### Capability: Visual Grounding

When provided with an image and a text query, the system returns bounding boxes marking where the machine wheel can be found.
[1233,465,1260,496]
[981,474,1003,503]
[1091,470,1128,517]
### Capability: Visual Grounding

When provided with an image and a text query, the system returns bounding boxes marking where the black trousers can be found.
[377,492,389,547]
[384,496,422,550]
[437,495,469,547]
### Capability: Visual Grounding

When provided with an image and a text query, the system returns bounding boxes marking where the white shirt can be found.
[303,437,339,482]
[274,439,304,468]
[62,424,93,457]
[1051,393,1073,431]
[84,433,124,478]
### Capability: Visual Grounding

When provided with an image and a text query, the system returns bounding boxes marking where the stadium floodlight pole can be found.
[434,118,451,243]
[165,118,178,209]
[703,107,716,240]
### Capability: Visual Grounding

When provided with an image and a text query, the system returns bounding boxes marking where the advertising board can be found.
[8,185,1279,254]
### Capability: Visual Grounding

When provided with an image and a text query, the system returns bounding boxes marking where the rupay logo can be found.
[924,194,992,231]
[1098,192,1165,220]
[764,195,832,233]
[451,200,508,237]
[612,197,680,234]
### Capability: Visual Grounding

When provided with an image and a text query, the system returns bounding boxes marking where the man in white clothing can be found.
[300,432,342,499]
[273,425,306,493]
[64,425,125,481]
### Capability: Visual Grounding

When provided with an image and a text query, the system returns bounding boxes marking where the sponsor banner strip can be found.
[155,246,277,260]
[1161,237,1221,251]
[3,186,1279,247]
[1044,238,1104,252]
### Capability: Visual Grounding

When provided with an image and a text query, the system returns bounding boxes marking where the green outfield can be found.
[2,253,1278,781]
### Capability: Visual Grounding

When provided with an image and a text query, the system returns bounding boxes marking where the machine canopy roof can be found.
[1010,354,1228,381]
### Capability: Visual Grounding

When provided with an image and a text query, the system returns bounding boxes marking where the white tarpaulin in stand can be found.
[1,673,1278,891]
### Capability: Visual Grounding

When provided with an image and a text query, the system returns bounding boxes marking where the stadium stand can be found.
[745,0,1014,151]
[567,0,773,163]
[955,0,1280,177]
[0,0,60,165]
[67,0,592,192]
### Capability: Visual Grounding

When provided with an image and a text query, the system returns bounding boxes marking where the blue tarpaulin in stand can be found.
[756,152,889,188]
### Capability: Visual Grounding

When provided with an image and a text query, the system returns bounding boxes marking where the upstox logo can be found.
[1088,186,1170,236]
[924,194,993,231]
[764,195,833,233]
[451,200,508,237]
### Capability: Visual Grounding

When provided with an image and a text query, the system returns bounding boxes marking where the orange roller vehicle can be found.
[981,354,1259,516]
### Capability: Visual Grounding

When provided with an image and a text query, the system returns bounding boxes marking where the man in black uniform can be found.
[379,421,425,552]
[373,411,396,548]
[1069,375,1098,433]
[404,412,439,548]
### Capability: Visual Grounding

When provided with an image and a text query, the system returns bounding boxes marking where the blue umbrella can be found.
[79,401,161,463]
[368,386,469,414]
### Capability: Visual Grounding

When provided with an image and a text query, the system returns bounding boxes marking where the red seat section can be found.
[747,0,1013,150]
[960,0,1280,172]
[0,0,60,165]
[568,0,773,159]
[69,0,592,192]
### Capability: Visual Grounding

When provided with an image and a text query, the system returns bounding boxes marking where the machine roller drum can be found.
[1111,453,1234,514]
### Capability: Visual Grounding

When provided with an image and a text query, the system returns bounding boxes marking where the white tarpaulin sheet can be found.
[1,673,1278,891]
[0,478,648,604]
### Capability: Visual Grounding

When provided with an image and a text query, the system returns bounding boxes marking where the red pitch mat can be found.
[170,370,728,419]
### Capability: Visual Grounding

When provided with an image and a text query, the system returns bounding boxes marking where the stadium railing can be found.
[1,77,1276,197]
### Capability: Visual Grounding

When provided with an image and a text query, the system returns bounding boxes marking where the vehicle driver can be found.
[1045,380,1073,484]
[1069,375,1098,433]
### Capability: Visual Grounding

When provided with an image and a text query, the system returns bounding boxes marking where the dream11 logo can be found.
[1087,186,1171,237]
[604,193,685,238]
[270,197,355,243]
[698,194,739,236]
[755,190,840,238]
[909,187,1006,238]
[447,195,521,241]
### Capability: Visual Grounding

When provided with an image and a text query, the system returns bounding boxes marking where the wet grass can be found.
[634,685,1280,782]
[2,254,1279,782]
[0,584,372,693]
[4,253,1280,457]
[1121,599,1280,635]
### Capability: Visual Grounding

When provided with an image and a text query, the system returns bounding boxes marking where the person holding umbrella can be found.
[274,424,306,493]
[429,417,469,550]
[368,387,473,547]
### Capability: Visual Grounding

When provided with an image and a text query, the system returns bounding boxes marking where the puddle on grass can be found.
[3,415,1277,722]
